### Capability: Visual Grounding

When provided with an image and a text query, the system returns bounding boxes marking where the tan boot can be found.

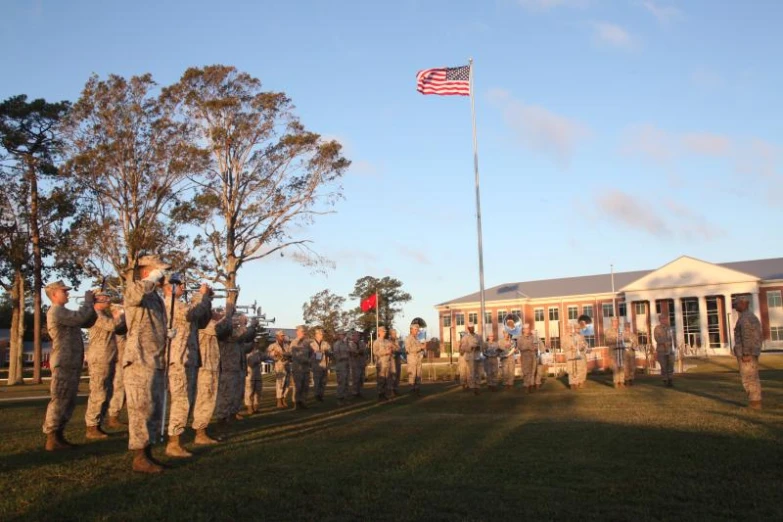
[86,425,109,440]
[282,396,289,407]
[748,400,762,410]
[132,448,163,474]
[106,416,127,430]
[44,432,68,451]
[245,405,254,416]
[194,428,219,446]
[276,398,284,409]
[165,434,193,458]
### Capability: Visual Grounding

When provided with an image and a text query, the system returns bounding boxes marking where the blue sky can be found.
[2,0,781,334]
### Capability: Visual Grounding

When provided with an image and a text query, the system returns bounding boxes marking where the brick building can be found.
[435,256,783,357]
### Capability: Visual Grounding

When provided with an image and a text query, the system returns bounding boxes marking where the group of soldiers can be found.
[42,255,263,474]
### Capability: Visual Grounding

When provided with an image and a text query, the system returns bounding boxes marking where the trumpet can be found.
[236,300,258,315]
[210,287,241,299]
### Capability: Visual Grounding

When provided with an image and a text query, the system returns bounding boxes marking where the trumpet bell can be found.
[503,314,521,337]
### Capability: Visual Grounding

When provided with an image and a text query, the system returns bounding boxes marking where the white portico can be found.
[620,256,761,354]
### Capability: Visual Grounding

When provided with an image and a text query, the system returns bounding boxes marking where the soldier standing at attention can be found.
[349,331,365,399]
[106,306,128,430]
[332,331,350,406]
[162,279,211,457]
[373,326,395,401]
[733,296,763,409]
[84,290,124,441]
[268,330,291,409]
[244,342,264,415]
[605,318,625,389]
[622,322,637,386]
[192,308,231,445]
[459,324,483,395]
[42,281,97,451]
[518,324,538,393]
[389,328,402,396]
[565,325,587,390]
[310,327,330,402]
[290,326,313,410]
[499,331,516,389]
[405,324,425,396]
[483,332,501,391]
[653,314,675,387]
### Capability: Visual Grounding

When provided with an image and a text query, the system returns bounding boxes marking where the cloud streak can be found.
[641,0,683,26]
[592,22,634,49]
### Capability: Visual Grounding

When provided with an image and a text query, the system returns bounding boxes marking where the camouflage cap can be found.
[44,280,72,293]
[125,255,171,271]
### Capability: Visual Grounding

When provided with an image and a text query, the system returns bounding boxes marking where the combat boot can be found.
[245,405,254,416]
[44,432,68,451]
[165,434,193,458]
[234,413,245,421]
[282,396,289,407]
[132,449,163,474]
[276,398,285,409]
[106,415,127,430]
[748,401,762,410]
[194,428,220,445]
[56,429,77,448]
[86,425,109,440]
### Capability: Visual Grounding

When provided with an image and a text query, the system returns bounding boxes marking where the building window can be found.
[442,316,451,327]
[602,303,615,318]
[534,309,544,322]
[584,335,596,348]
[681,298,701,347]
[468,312,478,325]
[771,326,783,341]
[618,302,627,318]
[511,309,521,319]
[497,310,506,323]
[582,305,593,318]
[637,332,649,345]
[635,302,646,315]
[549,307,559,321]
[549,337,560,349]
[485,312,492,325]
[768,291,782,308]
[568,306,578,320]
[455,314,464,326]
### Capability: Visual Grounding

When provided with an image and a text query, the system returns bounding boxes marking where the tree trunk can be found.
[7,272,25,386]
[29,163,43,384]
[226,256,239,309]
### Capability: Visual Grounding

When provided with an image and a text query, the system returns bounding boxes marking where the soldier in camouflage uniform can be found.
[459,325,483,395]
[192,308,231,445]
[310,327,330,402]
[389,329,402,396]
[483,332,501,391]
[622,322,638,386]
[373,326,395,401]
[349,331,366,398]
[290,326,313,409]
[605,318,626,388]
[42,282,97,451]
[245,343,264,414]
[405,324,425,396]
[518,324,538,393]
[84,291,125,440]
[499,331,516,389]
[733,296,763,409]
[122,256,173,473]
[232,316,257,418]
[332,331,350,405]
[162,280,212,458]
[216,310,257,421]
[268,330,291,409]
[653,314,675,387]
[565,325,587,389]
[106,311,128,430]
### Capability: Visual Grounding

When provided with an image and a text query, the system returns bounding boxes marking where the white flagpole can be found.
[468,58,487,337]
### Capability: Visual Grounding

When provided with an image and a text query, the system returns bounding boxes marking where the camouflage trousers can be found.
[737,356,762,402]
[42,367,81,434]
[292,369,310,403]
[393,357,402,391]
[536,364,549,386]
[520,352,537,387]
[501,357,515,386]
[485,358,499,386]
[85,362,115,427]
[312,366,328,398]
[215,370,240,420]
[349,358,365,396]
[167,365,196,436]
[624,349,636,382]
[244,376,262,411]
[275,369,291,400]
[568,357,587,386]
[124,364,164,450]
[107,356,125,418]
[376,359,392,397]
[458,355,468,385]
[657,353,675,381]
[335,361,349,400]
[611,348,625,385]
[408,354,423,390]
[233,371,245,415]
[192,368,218,430]
[466,356,482,389]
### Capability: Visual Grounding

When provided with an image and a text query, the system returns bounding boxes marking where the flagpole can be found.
[469,58,487,336]
[375,291,379,335]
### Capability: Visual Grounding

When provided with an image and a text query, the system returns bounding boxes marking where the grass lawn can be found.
[1,356,782,521]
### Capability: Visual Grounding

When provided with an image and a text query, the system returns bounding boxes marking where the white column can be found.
[723,293,735,348]
[752,291,762,325]
[699,295,710,351]
[673,297,684,346]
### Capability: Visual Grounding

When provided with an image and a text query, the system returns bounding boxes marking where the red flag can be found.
[360,293,377,312]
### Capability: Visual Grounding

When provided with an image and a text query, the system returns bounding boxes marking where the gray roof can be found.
[437,257,783,307]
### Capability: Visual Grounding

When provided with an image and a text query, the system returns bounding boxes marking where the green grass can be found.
[1,356,782,521]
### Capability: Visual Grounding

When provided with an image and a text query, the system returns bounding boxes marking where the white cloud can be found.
[592,21,634,49]
[664,200,727,241]
[620,124,675,163]
[488,88,591,168]
[517,0,588,11]
[641,1,683,25]
[396,244,431,265]
[734,138,781,179]
[680,132,732,157]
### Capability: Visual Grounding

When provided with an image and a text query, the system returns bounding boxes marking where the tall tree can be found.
[302,289,355,342]
[65,73,207,285]
[0,95,71,384]
[350,276,412,336]
[164,65,349,306]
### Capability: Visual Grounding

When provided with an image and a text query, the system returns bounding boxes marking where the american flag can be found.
[416,65,471,96]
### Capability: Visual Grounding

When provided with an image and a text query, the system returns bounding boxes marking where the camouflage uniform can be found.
[564,333,587,388]
[622,330,637,384]
[332,338,350,402]
[165,294,211,436]
[653,324,675,385]
[373,337,395,399]
[499,337,516,386]
[290,336,313,405]
[349,339,366,396]
[483,341,502,387]
[405,334,425,392]
[458,352,468,387]
[537,350,553,387]
[390,332,402,394]
[733,308,763,404]
[192,317,231,430]
[43,296,97,435]
[518,333,538,388]
[123,279,167,451]
[108,329,127,419]
[310,338,331,400]
[604,327,625,387]
[459,332,483,391]
[244,348,264,413]
[85,311,123,428]
[216,321,256,420]
[268,339,291,403]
